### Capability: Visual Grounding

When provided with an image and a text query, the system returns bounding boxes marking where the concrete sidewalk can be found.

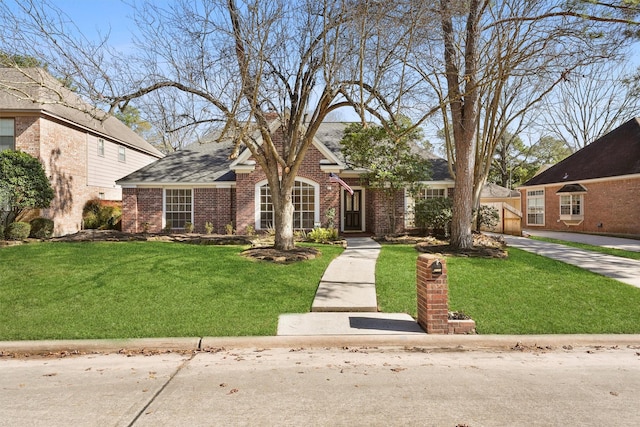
[495,232,640,288]
[277,237,425,336]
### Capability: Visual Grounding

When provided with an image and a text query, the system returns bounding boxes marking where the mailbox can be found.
[431,259,443,276]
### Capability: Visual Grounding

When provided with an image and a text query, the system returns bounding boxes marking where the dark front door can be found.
[344,190,362,230]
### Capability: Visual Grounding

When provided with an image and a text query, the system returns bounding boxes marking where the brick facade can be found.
[234,129,341,234]
[520,177,640,237]
[366,188,405,236]
[120,141,422,237]
[8,113,159,236]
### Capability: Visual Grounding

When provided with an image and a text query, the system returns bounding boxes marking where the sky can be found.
[47,0,149,48]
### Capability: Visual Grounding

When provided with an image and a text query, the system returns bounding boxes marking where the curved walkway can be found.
[494,232,640,288]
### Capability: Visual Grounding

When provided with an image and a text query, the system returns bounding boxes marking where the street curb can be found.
[2,334,639,354]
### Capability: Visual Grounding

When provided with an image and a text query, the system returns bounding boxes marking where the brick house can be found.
[1,68,164,235]
[117,120,460,236]
[519,117,640,237]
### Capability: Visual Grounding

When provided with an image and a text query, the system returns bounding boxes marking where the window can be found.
[258,180,317,229]
[526,189,545,225]
[292,180,315,229]
[165,189,192,229]
[419,188,446,200]
[97,139,105,157]
[259,185,273,229]
[0,118,15,151]
[118,146,126,162]
[560,194,583,218]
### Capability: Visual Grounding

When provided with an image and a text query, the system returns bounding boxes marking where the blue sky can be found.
[49,0,148,48]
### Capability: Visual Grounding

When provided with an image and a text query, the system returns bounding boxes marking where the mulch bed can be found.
[379,232,508,259]
[11,229,507,260]
[241,246,320,263]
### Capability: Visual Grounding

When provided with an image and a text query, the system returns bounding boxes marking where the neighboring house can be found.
[118,118,520,237]
[0,68,164,235]
[519,117,640,237]
[117,120,457,236]
[479,183,522,235]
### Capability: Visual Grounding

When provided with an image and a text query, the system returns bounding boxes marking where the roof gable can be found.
[523,118,640,186]
[229,119,344,169]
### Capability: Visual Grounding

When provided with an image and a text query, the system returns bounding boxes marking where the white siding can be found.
[87,135,158,189]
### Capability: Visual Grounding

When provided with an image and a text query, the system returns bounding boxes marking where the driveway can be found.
[492,231,640,288]
[524,229,640,252]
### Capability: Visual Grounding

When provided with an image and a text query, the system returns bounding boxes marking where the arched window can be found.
[256,179,319,229]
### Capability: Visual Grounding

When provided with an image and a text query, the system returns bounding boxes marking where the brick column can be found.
[416,254,449,334]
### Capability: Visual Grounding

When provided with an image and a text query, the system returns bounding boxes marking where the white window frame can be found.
[118,146,126,162]
[526,189,545,226]
[163,188,193,229]
[0,118,15,151]
[559,193,583,220]
[404,185,449,228]
[254,178,320,230]
[97,138,105,157]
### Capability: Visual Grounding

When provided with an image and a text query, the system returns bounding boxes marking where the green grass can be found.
[376,245,640,334]
[0,241,343,340]
[531,236,640,260]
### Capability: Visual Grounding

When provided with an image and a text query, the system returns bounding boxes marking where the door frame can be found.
[340,187,365,232]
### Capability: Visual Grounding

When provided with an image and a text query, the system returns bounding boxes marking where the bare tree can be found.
[393,0,639,249]
[0,0,407,250]
[538,60,640,152]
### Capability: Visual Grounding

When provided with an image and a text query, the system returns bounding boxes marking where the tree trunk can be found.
[272,182,295,251]
[450,136,475,249]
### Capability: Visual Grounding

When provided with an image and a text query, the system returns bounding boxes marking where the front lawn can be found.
[376,245,640,334]
[0,241,343,340]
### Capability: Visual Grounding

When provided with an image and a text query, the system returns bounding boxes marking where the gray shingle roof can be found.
[117,121,452,185]
[523,117,640,186]
[0,67,163,158]
[117,140,236,184]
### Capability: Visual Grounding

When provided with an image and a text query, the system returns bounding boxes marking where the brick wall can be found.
[521,178,640,236]
[194,187,235,234]
[120,188,164,233]
[416,254,476,334]
[366,188,405,236]
[234,129,341,234]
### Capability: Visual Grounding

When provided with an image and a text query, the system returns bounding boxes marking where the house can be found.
[518,117,640,237]
[117,120,461,236]
[117,118,524,237]
[0,68,164,235]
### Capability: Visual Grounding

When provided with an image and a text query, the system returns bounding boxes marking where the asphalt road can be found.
[2,344,640,426]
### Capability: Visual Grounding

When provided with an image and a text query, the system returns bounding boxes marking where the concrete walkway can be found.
[277,237,425,336]
[493,232,640,288]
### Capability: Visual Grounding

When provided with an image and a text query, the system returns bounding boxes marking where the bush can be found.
[414,197,453,236]
[475,205,500,231]
[0,224,4,240]
[5,222,31,240]
[29,217,54,239]
[307,227,339,243]
[82,199,122,230]
[204,221,214,234]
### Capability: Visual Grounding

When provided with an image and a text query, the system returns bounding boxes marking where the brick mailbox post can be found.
[416,254,476,334]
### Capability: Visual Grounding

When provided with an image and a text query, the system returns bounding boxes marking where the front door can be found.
[344,190,362,231]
